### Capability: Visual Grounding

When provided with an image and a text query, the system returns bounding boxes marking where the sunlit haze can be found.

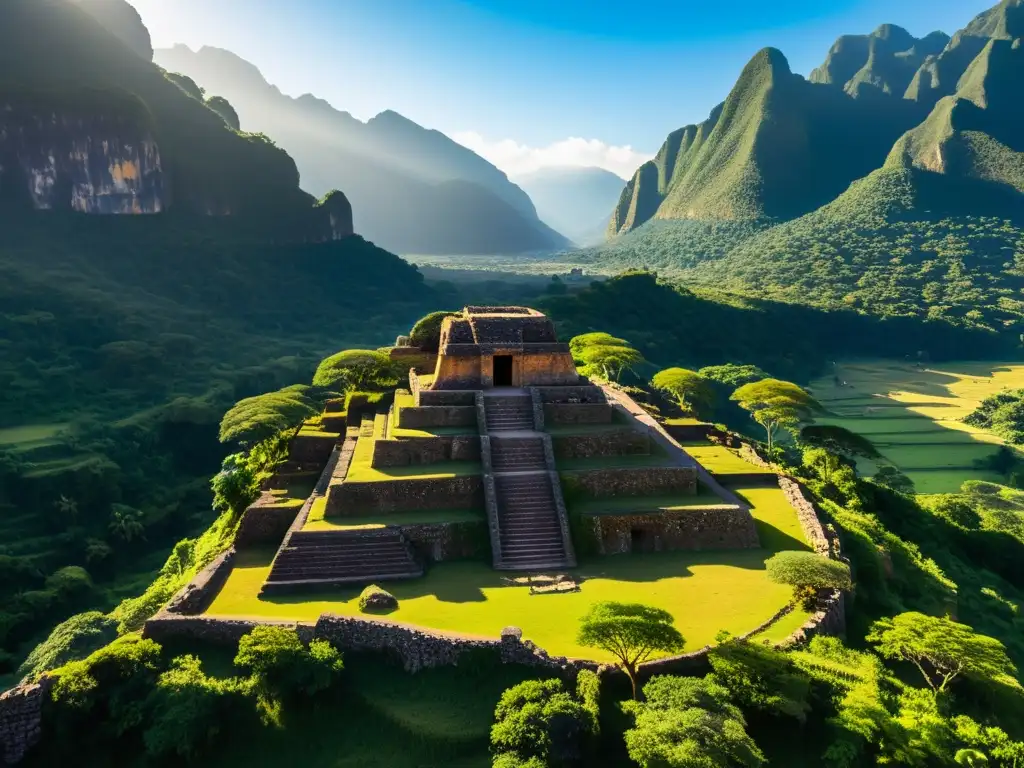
[129,0,995,178]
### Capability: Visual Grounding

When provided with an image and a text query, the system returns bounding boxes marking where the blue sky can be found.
[132,0,996,177]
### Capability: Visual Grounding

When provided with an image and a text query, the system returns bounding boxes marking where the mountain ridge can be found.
[154,44,569,255]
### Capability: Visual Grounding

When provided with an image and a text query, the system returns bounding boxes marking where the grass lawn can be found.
[810,360,1024,493]
[680,444,774,476]
[209,478,811,662]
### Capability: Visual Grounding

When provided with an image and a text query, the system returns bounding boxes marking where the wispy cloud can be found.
[452,132,652,180]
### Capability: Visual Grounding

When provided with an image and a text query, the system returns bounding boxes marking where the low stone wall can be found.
[327,475,484,515]
[778,476,835,557]
[664,423,714,443]
[564,466,698,497]
[390,347,437,375]
[586,506,759,554]
[529,387,545,431]
[541,435,578,567]
[402,519,488,562]
[144,615,309,646]
[0,678,49,766]
[397,405,478,429]
[536,385,605,403]
[289,434,338,465]
[418,390,476,407]
[142,613,598,678]
[371,435,480,468]
[544,403,614,425]
[165,548,237,615]
[553,430,650,459]
[235,498,303,549]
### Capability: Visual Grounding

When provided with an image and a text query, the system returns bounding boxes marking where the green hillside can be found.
[580,0,1024,336]
[608,47,922,236]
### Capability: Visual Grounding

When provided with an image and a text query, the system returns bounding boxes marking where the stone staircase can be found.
[485,394,534,432]
[262,529,422,594]
[495,474,572,570]
[490,437,547,472]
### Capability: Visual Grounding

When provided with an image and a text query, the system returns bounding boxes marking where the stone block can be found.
[327,475,484,515]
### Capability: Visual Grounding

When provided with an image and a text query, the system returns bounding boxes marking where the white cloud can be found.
[451,132,653,180]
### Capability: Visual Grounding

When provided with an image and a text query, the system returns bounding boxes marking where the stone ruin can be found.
[249,306,759,594]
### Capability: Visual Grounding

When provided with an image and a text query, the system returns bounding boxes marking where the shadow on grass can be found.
[754,521,812,554]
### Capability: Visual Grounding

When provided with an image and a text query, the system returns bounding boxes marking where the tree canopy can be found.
[731,378,819,451]
[408,310,461,353]
[312,349,398,392]
[651,368,716,419]
[218,385,319,446]
[698,364,771,390]
[624,675,765,768]
[866,613,1017,694]
[576,602,685,699]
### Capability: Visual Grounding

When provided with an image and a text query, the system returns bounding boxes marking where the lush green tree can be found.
[577,602,685,700]
[731,379,819,452]
[800,425,880,482]
[568,332,630,358]
[965,390,1024,445]
[867,613,1017,694]
[490,678,596,767]
[578,343,644,383]
[624,675,764,768]
[210,453,260,518]
[765,551,852,609]
[143,654,249,759]
[234,625,344,702]
[954,715,1024,767]
[218,385,319,446]
[312,349,398,392]
[707,636,812,722]
[651,368,716,418]
[108,504,145,543]
[698,364,771,390]
[409,310,461,353]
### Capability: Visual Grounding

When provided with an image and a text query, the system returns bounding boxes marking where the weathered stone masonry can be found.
[0,678,49,766]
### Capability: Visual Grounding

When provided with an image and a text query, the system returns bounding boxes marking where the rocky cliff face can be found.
[0,103,166,214]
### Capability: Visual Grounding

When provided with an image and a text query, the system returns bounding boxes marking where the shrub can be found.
[17,611,117,679]
[234,626,343,701]
[490,678,596,767]
[409,310,461,353]
[765,551,852,608]
[358,584,398,614]
[143,654,250,759]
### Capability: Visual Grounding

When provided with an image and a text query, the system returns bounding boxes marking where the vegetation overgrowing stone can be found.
[358,585,399,614]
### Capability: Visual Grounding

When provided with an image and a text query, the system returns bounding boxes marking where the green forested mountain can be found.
[153,45,570,255]
[579,0,1024,334]
[0,0,345,235]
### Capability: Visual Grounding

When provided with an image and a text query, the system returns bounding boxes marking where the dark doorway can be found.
[493,355,514,386]
[630,527,655,553]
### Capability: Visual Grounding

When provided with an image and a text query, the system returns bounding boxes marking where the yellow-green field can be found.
[206,483,810,661]
[809,360,1024,494]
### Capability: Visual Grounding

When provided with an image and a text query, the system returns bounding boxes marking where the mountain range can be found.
[587,0,1024,332]
[153,45,569,255]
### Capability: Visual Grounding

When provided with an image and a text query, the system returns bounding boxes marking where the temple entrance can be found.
[493,355,514,386]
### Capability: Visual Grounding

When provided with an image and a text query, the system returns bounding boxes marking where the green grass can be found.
[208,481,811,662]
[680,444,774,475]
[810,360,1024,493]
